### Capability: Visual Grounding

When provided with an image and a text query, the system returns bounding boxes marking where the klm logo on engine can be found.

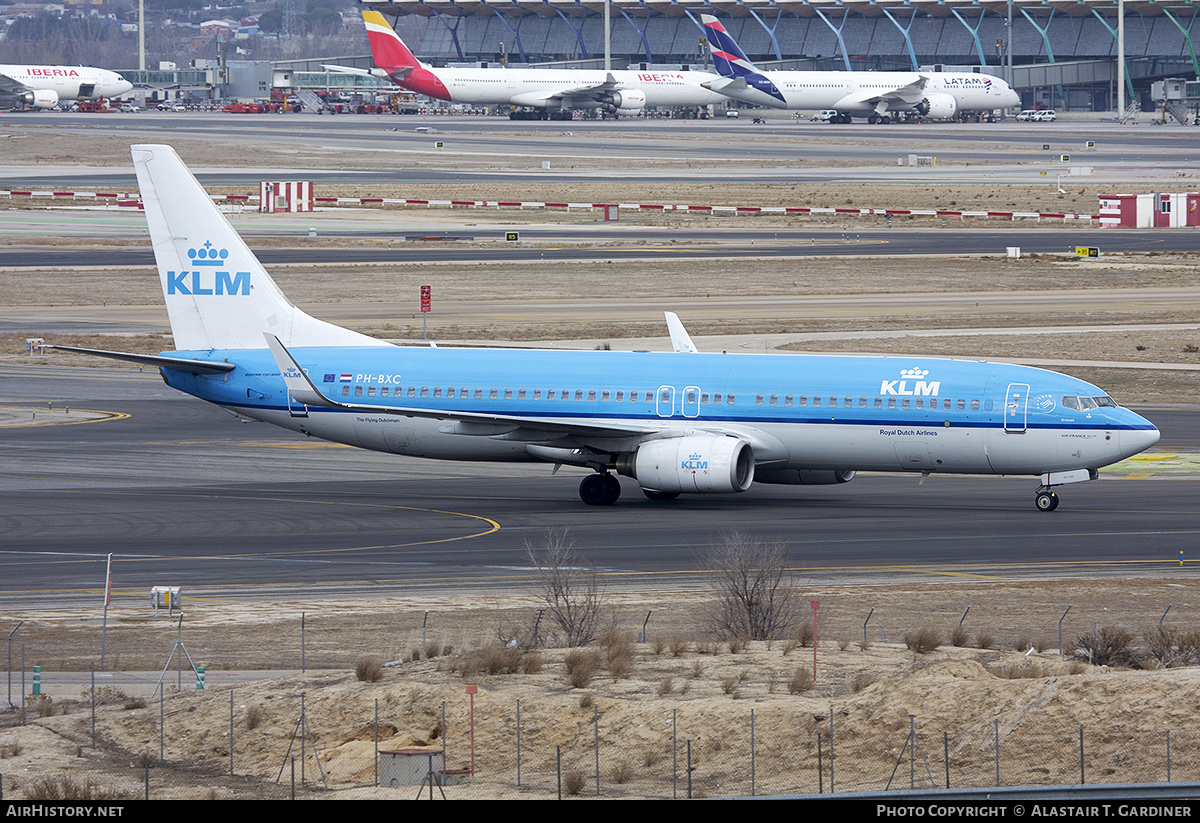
[880,366,941,397]
[167,242,251,296]
[681,452,708,470]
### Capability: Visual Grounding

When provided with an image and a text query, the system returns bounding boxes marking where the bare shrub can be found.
[976,632,995,650]
[721,677,737,694]
[851,671,878,692]
[1072,626,1140,668]
[950,624,970,647]
[796,622,814,648]
[245,704,263,730]
[905,627,942,654]
[24,776,137,801]
[520,650,544,674]
[1145,626,1200,669]
[356,656,384,682]
[564,649,602,689]
[657,677,674,696]
[123,697,146,710]
[859,636,873,652]
[668,635,689,657]
[610,760,634,784]
[703,532,799,641]
[578,693,593,709]
[990,661,1052,679]
[837,636,851,651]
[28,695,60,717]
[562,769,586,796]
[652,637,666,655]
[728,636,748,654]
[690,661,704,678]
[527,529,609,647]
[600,630,637,679]
[787,666,814,694]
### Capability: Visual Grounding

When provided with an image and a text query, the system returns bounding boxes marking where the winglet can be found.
[264,333,339,408]
[665,312,698,354]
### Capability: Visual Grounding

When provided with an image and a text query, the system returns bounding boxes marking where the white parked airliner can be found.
[354,10,726,119]
[701,15,1019,123]
[1,64,132,109]
[47,145,1160,512]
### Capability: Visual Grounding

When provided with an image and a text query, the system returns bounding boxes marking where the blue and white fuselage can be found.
[52,144,1157,511]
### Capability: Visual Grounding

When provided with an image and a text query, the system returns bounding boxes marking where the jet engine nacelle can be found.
[620,434,755,494]
[754,468,857,486]
[605,89,646,116]
[917,93,958,120]
[23,89,59,109]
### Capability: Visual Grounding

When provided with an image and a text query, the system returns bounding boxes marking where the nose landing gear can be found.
[1035,488,1060,512]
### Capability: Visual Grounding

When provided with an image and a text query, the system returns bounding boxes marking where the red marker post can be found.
[420,285,431,340]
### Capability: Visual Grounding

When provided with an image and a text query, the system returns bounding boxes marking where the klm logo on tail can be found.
[167,242,251,296]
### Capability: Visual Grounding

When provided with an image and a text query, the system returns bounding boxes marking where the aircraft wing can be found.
[838,75,928,107]
[510,72,623,108]
[0,71,31,97]
[265,334,657,443]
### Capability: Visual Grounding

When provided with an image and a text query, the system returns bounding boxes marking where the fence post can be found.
[829,707,835,793]
[556,745,562,800]
[817,733,823,794]
[1079,725,1085,785]
[994,718,1000,786]
[944,731,949,789]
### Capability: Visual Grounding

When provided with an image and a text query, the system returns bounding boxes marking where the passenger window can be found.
[713,393,722,404]
[755,395,763,406]
[575,390,583,401]
[874,397,882,408]
[769,395,778,406]
[368,387,376,397]
[844,397,852,408]
[589,390,597,401]
[602,390,610,401]
[533,389,541,400]
[489,389,498,399]
[799,396,808,406]
[957,399,966,411]
[504,389,512,399]
[518,389,526,400]
[342,386,350,397]
[915,398,923,409]
[408,387,416,398]
[901,398,910,409]
[971,400,980,411]
[474,388,482,399]
[616,391,624,402]
[381,387,389,397]
[888,398,896,409]
[355,386,363,397]
[785,395,793,406]
[420,387,429,398]
[446,388,454,398]
[433,387,441,398]
[727,394,735,405]
[859,397,867,408]
[686,391,696,404]
[813,397,821,407]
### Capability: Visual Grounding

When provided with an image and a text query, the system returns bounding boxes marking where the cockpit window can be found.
[1062,395,1118,411]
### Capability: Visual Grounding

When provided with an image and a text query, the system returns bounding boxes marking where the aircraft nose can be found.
[1120,420,1161,459]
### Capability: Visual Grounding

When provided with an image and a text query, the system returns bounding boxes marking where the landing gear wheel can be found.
[867,114,878,125]
[880,116,892,125]
[642,489,680,502]
[580,473,621,506]
[1035,491,1059,512]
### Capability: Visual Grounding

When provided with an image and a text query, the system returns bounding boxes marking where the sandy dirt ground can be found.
[4,577,1200,799]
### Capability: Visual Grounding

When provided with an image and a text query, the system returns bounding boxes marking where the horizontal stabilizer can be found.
[44,344,235,374]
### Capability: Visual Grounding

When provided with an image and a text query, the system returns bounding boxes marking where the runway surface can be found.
[1,367,1195,607]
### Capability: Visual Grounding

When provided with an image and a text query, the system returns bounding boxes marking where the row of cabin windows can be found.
[339,384,983,412]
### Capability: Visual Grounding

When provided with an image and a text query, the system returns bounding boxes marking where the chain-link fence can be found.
[3,604,1197,799]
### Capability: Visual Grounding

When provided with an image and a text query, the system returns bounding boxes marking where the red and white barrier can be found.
[0,188,1098,222]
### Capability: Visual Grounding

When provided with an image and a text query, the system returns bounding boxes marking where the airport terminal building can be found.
[357,0,1200,112]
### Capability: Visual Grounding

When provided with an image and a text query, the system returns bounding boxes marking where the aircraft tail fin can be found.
[700,15,760,80]
[131,144,390,352]
[363,10,424,71]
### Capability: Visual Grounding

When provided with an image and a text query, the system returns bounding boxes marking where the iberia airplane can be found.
[0,64,132,109]
[350,10,727,119]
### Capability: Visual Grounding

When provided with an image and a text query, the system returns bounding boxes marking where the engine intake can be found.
[618,435,754,494]
[917,93,958,120]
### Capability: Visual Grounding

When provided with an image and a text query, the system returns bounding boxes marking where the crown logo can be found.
[188,241,230,267]
[688,453,702,461]
[900,367,929,380]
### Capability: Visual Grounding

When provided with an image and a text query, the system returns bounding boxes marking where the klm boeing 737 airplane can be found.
[51,145,1159,511]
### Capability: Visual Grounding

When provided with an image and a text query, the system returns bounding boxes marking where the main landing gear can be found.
[579,472,621,506]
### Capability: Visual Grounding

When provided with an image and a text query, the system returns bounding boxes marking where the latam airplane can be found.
[354,10,726,120]
[50,145,1158,511]
[700,15,1020,123]
[0,64,132,110]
